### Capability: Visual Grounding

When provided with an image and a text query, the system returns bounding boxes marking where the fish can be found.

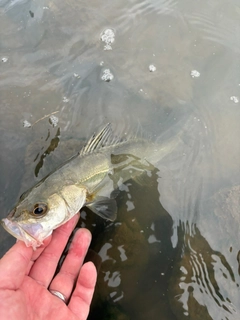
[1,123,180,249]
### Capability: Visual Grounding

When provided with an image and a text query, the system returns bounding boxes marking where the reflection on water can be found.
[34,127,60,177]
[0,0,240,319]
[170,190,240,319]
[82,167,177,320]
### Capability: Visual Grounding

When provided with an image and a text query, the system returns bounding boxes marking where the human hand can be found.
[0,213,97,320]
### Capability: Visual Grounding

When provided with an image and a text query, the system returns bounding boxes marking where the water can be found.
[0,0,240,319]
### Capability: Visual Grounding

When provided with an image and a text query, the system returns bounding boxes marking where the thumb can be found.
[0,241,33,290]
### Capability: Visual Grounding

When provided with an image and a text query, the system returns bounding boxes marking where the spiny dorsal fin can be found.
[79,123,121,156]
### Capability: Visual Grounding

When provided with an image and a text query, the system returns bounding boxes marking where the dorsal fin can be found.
[79,123,121,156]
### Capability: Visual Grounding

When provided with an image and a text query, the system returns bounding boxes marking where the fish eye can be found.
[32,203,48,217]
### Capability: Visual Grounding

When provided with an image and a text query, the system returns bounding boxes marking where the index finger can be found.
[26,235,53,275]
[29,213,80,287]
[0,240,33,290]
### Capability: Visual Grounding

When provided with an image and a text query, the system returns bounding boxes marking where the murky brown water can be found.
[0,0,240,319]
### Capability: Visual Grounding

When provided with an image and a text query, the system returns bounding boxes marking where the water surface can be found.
[0,0,240,319]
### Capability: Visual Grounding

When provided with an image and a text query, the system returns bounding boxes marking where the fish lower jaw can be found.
[1,218,44,249]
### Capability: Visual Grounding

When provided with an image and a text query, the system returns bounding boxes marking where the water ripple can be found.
[185,7,240,52]
[170,223,240,319]
[116,0,177,32]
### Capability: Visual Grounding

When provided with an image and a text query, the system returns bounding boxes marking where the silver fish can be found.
[1,124,180,248]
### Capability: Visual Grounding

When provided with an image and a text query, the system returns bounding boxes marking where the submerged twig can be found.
[31,111,59,126]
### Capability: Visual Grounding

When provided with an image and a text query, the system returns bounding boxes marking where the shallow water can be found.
[0,0,240,319]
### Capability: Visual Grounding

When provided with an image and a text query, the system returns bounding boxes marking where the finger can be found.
[31,235,52,261]
[26,235,52,275]
[29,213,79,287]
[49,228,92,302]
[68,261,97,320]
[0,241,33,289]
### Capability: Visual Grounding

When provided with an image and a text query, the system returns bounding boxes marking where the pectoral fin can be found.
[86,197,117,221]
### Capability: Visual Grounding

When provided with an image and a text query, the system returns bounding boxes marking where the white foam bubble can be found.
[191,70,200,78]
[149,64,156,72]
[230,96,239,103]
[49,115,59,127]
[100,28,115,50]
[101,69,114,82]
[23,120,32,128]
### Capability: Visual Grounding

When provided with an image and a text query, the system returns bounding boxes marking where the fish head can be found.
[1,191,69,249]
[1,183,87,249]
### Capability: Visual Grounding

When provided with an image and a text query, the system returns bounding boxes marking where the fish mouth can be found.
[1,218,41,247]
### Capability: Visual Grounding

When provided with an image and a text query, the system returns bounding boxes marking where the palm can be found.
[0,214,97,320]
[1,278,63,320]
[20,277,75,319]
[14,277,77,319]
